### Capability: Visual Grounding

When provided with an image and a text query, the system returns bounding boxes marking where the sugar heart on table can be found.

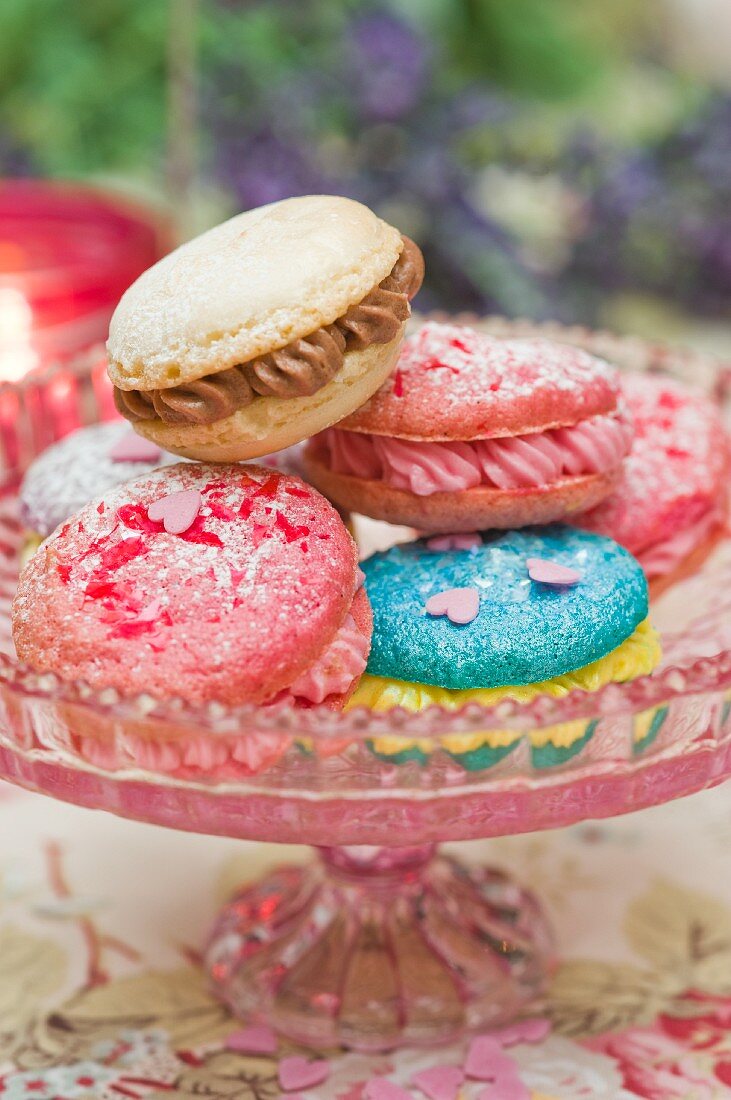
[526,557,581,586]
[224,1024,278,1055]
[425,586,480,625]
[411,1063,465,1100]
[363,1080,412,1100]
[147,488,202,535]
[109,431,163,464]
[464,1035,518,1080]
[278,1056,331,1092]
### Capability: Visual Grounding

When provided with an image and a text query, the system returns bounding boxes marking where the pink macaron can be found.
[19,422,176,539]
[304,321,633,532]
[13,463,371,709]
[577,372,728,594]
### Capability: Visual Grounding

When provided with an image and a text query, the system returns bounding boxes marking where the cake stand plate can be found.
[1,713,730,1051]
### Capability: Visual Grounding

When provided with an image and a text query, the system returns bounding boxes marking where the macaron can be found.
[109,195,424,462]
[13,463,371,709]
[348,526,661,769]
[304,321,633,533]
[19,422,175,540]
[577,373,728,595]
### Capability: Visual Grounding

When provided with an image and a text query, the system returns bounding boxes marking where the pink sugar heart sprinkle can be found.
[109,431,162,464]
[225,1024,278,1055]
[278,1056,331,1092]
[491,1017,551,1047]
[363,1080,412,1100]
[464,1035,516,1080]
[148,489,202,535]
[425,586,479,625]
[426,532,481,552]
[411,1063,465,1100]
[477,1074,530,1100]
[526,557,581,586]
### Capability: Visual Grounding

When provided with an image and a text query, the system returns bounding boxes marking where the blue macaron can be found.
[361,525,649,690]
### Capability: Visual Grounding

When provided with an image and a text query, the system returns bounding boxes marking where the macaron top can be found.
[361,527,649,690]
[108,195,403,391]
[579,373,728,554]
[340,321,621,441]
[19,423,174,538]
[13,463,360,705]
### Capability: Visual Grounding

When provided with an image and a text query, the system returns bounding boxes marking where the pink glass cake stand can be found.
[1,320,731,1053]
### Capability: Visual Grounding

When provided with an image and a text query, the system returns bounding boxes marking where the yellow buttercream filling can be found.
[20,532,43,570]
[347,619,661,756]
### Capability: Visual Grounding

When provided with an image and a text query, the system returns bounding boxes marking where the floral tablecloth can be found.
[1,778,730,1099]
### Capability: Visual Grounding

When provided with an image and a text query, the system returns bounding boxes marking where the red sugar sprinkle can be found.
[117,503,161,534]
[96,502,105,515]
[251,522,271,547]
[239,498,254,520]
[85,579,118,600]
[57,562,72,584]
[392,370,404,397]
[207,498,236,522]
[285,485,311,498]
[178,515,224,548]
[98,537,149,572]
[423,356,459,375]
[253,475,280,500]
[275,511,309,543]
[450,337,471,353]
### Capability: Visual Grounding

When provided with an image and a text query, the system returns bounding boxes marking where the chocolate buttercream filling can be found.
[115,236,424,427]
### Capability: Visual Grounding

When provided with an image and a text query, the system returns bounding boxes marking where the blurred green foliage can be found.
[0,0,626,178]
[0,0,167,176]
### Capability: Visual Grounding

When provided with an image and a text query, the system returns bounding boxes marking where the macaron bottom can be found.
[347,619,661,771]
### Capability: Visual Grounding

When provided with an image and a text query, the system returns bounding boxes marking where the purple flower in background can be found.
[216,128,331,210]
[0,133,35,176]
[345,11,430,122]
[446,85,515,130]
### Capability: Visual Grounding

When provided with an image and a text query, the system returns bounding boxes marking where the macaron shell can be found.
[133,336,403,462]
[304,447,620,533]
[13,463,360,706]
[108,195,402,390]
[19,422,176,538]
[340,322,620,441]
[360,527,649,690]
[578,373,728,556]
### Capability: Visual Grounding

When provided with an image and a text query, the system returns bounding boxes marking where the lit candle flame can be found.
[0,287,38,381]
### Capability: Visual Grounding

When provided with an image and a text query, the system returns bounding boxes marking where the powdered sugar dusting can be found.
[341,321,621,440]
[13,463,360,706]
[579,373,728,556]
[19,422,178,537]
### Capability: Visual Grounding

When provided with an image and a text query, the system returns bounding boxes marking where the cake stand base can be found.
[205,844,554,1051]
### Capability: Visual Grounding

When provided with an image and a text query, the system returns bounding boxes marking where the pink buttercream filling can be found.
[638,504,725,579]
[280,612,369,705]
[318,410,633,496]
